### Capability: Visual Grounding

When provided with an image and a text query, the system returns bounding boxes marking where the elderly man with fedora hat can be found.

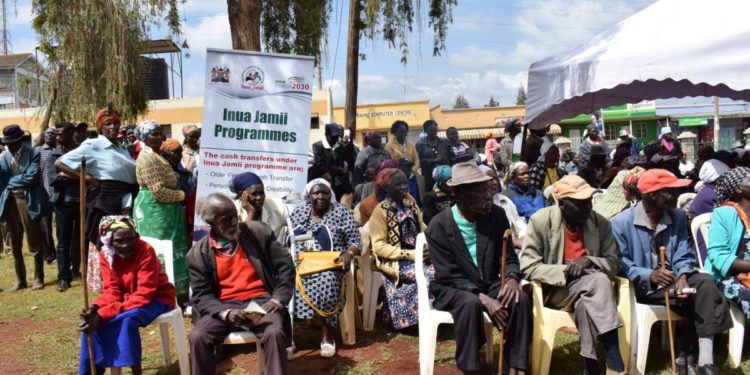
[426,161,532,375]
[0,124,49,291]
[520,174,626,375]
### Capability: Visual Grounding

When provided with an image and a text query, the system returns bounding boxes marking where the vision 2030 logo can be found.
[274,75,310,91]
[241,66,265,90]
[209,66,231,84]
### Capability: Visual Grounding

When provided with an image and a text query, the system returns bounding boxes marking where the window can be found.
[633,122,647,139]
[604,123,619,140]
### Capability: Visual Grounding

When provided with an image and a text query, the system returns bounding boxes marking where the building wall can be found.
[331,100,432,144]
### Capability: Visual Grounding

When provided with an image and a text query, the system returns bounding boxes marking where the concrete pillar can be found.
[677,131,697,162]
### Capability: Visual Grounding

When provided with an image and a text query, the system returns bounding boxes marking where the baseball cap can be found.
[637,168,691,194]
[553,175,597,200]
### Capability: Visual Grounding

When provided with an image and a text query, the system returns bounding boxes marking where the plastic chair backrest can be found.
[690,213,712,269]
[141,236,175,284]
[415,233,431,313]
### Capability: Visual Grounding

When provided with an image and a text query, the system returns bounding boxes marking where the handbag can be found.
[296,251,345,317]
[296,251,343,276]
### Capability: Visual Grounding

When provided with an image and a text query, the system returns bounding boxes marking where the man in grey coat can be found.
[520,175,625,375]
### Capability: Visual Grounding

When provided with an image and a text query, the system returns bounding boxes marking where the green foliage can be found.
[516,85,527,106]
[362,0,457,64]
[485,95,499,107]
[261,0,332,63]
[31,0,184,123]
[453,93,469,109]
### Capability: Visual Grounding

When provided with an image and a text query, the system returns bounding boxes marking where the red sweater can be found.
[93,239,176,322]
[216,243,268,302]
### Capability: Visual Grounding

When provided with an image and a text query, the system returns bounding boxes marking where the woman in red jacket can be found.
[78,216,176,375]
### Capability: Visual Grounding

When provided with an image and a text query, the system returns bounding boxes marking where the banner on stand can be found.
[194,48,314,239]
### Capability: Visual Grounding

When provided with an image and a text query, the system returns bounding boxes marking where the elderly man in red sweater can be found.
[187,193,295,375]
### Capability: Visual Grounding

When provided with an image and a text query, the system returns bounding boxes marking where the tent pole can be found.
[713,96,720,149]
[520,124,528,162]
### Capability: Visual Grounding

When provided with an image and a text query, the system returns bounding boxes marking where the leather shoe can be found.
[57,280,70,292]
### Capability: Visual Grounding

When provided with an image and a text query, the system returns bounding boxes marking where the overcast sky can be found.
[8,0,659,108]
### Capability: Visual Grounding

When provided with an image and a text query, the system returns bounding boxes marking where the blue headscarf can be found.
[135,119,160,142]
[230,172,264,195]
[432,165,452,185]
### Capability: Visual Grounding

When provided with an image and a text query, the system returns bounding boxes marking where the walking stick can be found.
[659,246,677,375]
[79,158,96,375]
[498,229,512,374]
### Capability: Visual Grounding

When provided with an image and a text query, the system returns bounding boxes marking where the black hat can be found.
[2,124,24,143]
[397,158,414,169]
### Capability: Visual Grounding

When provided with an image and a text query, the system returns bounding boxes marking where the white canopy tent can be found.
[524,0,750,150]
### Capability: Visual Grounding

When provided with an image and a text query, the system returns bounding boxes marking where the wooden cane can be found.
[79,158,96,375]
[659,246,677,375]
[498,229,512,374]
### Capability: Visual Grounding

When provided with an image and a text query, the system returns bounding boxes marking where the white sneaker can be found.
[320,341,336,358]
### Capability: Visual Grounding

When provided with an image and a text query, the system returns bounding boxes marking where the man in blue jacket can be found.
[612,168,730,375]
[0,124,48,291]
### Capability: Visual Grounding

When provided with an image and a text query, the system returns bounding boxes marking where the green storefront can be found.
[558,104,664,148]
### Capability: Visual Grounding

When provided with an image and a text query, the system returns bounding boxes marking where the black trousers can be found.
[40,212,55,260]
[445,289,532,371]
[189,298,287,375]
[55,203,80,283]
[636,272,732,351]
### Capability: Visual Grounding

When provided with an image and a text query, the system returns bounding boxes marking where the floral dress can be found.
[381,199,435,329]
[289,201,361,327]
[718,227,750,321]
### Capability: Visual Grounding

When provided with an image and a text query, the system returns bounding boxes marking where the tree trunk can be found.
[34,67,60,147]
[344,0,361,142]
[227,0,262,51]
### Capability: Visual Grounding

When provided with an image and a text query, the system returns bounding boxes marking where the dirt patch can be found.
[0,318,38,374]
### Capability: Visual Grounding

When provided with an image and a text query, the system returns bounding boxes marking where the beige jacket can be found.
[519,206,620,287]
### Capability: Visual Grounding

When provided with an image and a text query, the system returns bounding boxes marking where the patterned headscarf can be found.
[432,164,452,185]
[375,168,400,191]
[621,166,647,202]
[160,138,182,153]
[375,159,399,174]
[135,120,160,142]
[98,215,136,267]
[714,167,750,206]
[95,104,121,133]
[364,130,378,145]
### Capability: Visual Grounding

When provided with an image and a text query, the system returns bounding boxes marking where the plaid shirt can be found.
[528,160,567,191]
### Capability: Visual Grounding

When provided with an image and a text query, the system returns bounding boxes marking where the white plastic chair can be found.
[360,224,385,331]
[690,213,745,368]
[415,233,494,375]
[530,277,631,375]
[630,282,686,374]
[141,237,190,375]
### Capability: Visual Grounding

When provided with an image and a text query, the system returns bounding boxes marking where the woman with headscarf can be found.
[131,120,189,300]
[690,159,731,219]
[706,167,750,322]
[56,105,139,291]
[421,164,455,225]
[288,178,361,357]
[369,168,434,330]
[181,125,200,174]
[502,161,546,221]
[160,138,194,195]
[594,166,646,220]
[359,168,414,226]
[528,142,566,191]
[229,172,286,235]
[353,131,392,186]
[78,216,175,375]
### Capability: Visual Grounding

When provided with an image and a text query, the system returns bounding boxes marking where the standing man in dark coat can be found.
[426,161,531,375]
[312,123,351,200]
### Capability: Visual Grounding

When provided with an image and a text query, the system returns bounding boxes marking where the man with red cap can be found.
[612,168,731,375]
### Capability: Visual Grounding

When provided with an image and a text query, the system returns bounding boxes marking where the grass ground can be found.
[0,253,749,374]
